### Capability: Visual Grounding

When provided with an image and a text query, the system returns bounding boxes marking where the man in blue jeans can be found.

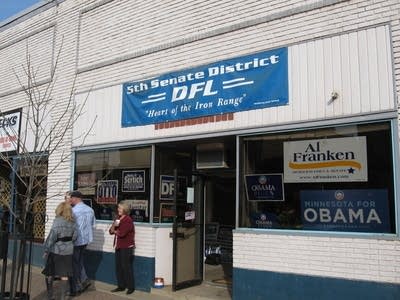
[67,191,96,296]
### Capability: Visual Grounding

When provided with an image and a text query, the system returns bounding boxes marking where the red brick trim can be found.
[154,113,234,130]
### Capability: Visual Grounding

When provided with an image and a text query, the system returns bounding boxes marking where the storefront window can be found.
[74,147,151,222]
[239,122,396,233]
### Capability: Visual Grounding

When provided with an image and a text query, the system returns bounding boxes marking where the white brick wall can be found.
[77,0,348,71]
[0,0,399,285]
[88,223,155,257]
[0,25,55,96]
[234,232,400,284]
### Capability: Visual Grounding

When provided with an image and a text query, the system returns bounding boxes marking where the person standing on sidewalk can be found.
[109,201,135,295]
[42,202,77,300]
[68,190,96,296]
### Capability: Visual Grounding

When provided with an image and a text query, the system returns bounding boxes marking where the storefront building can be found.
[1,1,399,299]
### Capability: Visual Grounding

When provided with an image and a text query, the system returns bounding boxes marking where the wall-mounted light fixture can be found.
[327,91,339,104]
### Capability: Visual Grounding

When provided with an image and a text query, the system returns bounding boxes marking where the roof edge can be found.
[0,0,65,31]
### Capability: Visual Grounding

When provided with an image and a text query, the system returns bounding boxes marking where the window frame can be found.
[237,119,399,237]
[73,146,152,223]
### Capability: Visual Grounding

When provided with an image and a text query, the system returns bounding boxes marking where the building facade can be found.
[1,0,399,299]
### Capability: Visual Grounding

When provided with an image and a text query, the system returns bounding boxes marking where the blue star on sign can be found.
[347,167,355,174]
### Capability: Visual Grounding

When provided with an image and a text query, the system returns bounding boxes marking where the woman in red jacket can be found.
[109,201,135,294]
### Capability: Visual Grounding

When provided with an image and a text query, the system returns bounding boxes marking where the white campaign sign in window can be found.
[284,136,368,183]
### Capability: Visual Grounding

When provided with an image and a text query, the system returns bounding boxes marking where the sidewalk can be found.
[4,263,172,300]
[3,263,232,300]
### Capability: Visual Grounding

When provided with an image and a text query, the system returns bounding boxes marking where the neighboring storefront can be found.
[1,1,399,299]
[0,108,48,241]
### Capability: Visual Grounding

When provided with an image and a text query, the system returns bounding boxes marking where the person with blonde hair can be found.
[42,201,77,299]
[109,200,135,294]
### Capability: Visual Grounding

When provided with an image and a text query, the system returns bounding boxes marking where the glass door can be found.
[172,169,204,291]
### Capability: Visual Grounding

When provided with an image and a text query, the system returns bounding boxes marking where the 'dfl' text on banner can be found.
[121,47,288,127]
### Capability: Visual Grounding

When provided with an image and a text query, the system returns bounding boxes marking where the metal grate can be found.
[0,176,11,207]
[32,196,46,240]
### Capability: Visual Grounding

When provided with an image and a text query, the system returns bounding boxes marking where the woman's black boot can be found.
[45,276,54,300]
[60,279,69,300]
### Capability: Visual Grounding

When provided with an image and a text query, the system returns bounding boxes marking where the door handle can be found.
[169,232,185,239]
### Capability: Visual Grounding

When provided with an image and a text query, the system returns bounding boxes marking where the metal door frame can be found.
[172,169,204,291]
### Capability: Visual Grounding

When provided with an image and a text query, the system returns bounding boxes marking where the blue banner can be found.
[122,47,288,127]
[245,174,284,201]
[300,189,390,233]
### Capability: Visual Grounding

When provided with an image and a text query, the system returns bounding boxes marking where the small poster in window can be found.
[160,175,187,201]
[160,203,175,223]
[122,170,145,192]
[250,212,278,228]
[97,180,118,204]
[160,175,175,201]
[245,174,284,201]
[185,210,195,221]
[124,199,148,218]
[78,173,96,195]
[98,207,113,220]
[186,187,194,204]
[131,208,146,222]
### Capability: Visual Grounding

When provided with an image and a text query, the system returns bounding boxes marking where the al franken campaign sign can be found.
[284,136,368,183]
[300,189,390,233]
[122,47,288,126]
